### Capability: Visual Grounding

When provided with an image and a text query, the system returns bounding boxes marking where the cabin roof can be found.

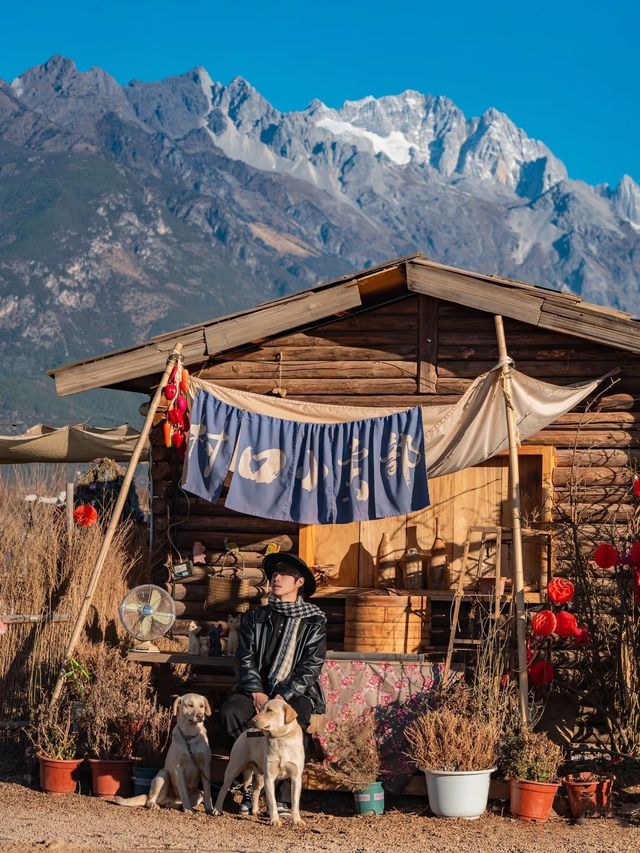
[49,253,640,396]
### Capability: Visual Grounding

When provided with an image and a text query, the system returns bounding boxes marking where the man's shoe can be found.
[276,801,292,818]
[239,785,253,815]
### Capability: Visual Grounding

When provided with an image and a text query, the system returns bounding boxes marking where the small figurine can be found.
[208,624,223,657]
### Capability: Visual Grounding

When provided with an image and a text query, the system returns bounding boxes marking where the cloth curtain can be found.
[182,364,602,523]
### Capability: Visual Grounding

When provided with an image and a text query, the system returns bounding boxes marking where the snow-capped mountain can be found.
[1,55,639,428]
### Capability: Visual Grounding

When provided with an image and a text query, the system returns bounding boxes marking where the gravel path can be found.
[1,781,639,853]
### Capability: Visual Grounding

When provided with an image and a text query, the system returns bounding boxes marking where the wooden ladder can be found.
[443,525,504,681]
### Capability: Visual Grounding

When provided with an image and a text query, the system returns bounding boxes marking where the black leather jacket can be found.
[237,606,327,713]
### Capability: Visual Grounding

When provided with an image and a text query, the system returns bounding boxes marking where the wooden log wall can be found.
[150,293,640,649]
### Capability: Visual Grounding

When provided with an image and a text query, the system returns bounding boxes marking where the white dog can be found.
[212,697,305,826]
[115,693,213,814]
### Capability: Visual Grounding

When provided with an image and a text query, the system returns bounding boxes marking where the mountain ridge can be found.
[1,55,639,431]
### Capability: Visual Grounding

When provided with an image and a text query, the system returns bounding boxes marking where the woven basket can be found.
[205,553,265,613]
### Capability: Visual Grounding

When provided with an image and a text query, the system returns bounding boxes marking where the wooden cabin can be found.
[50,253,640,664]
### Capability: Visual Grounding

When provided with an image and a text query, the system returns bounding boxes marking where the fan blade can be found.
[138,615,153,636]
[123,602,142,613]
[153,612,174,625]
[149,588,162,610]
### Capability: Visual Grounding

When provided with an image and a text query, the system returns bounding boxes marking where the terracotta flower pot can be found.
[37,753,83,794]
[509,777,559,822]
[88,758,134,798]
[562,773,615,818]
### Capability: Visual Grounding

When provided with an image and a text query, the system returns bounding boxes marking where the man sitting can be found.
[220,553,327,816]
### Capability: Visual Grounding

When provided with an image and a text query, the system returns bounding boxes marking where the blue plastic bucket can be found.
[354,781,385,815]
[132,766,160,796]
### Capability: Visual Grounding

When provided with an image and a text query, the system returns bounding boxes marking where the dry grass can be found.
[78,642,153,760]
[0,467,149,722]
[322,710,381,791]
[405,708,499,772]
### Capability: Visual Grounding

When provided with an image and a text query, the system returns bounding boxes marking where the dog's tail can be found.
[113,794,149,807]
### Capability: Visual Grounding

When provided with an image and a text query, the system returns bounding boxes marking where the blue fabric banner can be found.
[182,389,429,524]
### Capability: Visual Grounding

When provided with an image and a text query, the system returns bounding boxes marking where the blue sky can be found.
[2,0,638,187]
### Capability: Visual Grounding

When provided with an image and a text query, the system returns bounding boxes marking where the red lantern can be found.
[528,660,554,687]
[555,611,578,638]
[547,577,574,605]
[593,543,619,569]
[531,610,557,637]
[633,477,640,499]
[73,504,98,528]
[633,567,640,605]
[574,625,590,647]
[629,541,640,566]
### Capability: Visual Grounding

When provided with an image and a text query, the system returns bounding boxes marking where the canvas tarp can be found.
[190,363,601,479]
[0,424,146,463]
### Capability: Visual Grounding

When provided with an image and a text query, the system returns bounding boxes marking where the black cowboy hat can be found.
[262,552,317,598]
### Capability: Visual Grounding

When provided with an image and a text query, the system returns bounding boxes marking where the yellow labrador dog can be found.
[115,693,213,814]
[213,697,305,826]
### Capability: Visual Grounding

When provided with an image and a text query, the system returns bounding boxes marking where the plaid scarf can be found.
[266,594,326,693]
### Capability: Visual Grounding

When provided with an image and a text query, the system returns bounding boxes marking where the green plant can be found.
[321,710,381,792]
[25,701,80,760]
[62,658,91,700]
[405,708,499,772]
[497,728,563,782]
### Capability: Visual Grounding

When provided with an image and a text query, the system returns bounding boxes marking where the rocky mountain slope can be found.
[1,55,639,431]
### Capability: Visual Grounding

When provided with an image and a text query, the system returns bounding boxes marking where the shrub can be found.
[321,709,380,791]
[497,728,563,783]
[405,708,499,772]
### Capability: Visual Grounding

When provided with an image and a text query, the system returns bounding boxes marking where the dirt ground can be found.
[1,781,639,853]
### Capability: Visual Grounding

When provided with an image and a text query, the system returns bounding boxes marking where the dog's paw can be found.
[293,818,307,828]
[269,817,282,827]
[211,807,223,816]
[145,801,158,811]
[182,807,195,815]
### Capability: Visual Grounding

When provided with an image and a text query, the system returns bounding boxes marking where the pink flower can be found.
[340,675,354,688]
[326,660,340,671]
[318,674,329,688]
[350,660,366,671]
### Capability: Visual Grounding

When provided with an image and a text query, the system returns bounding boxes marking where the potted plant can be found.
[405,708,498,819]
[26,701,83,794]
[321,710,384,815]
[562,771,615,819]
[79,645,151,798]
[132,699,172,796]
[498,728,563,822]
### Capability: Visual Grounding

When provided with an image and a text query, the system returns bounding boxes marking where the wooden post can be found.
[494,316,530,724]
[50,342,183,704]
[65,482,74,543]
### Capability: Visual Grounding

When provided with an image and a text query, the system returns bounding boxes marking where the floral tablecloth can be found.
[316,658,453,792]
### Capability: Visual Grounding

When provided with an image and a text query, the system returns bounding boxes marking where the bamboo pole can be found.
[50,342,183,704]
[65,482,74,543]
[494,316,530,724]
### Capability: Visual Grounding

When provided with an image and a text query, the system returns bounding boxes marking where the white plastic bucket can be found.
[425,767,495,820]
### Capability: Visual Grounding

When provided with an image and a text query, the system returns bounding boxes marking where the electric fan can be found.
[118,584,176,651]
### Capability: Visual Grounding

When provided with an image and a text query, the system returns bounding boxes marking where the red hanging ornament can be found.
[73,504,98,527]
[531,610,557,637]
[629,541,640,566]
[633,567,640,605]
[574,625,590,647]
[633,477,640,499]
[547,577,575,605]
[163,383,177,401]
[555,611,578,638]
[593,543,619,569]
[528,660,554,687]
